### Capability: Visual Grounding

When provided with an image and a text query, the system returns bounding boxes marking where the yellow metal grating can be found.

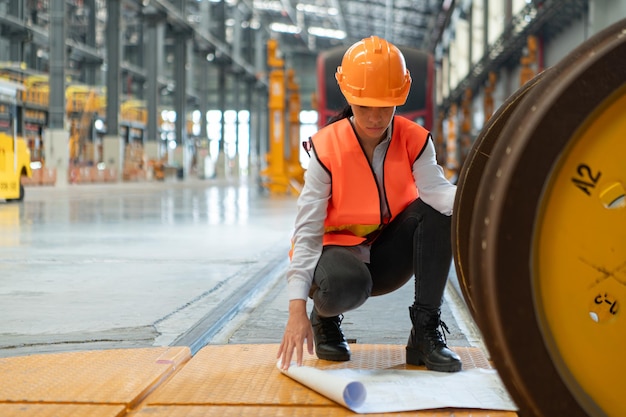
[138,344,516,417]
[0,346,190,405]
[0,344,515,417]
[146,344,334,406]
[131,405,516,417]
[0,404,126,417]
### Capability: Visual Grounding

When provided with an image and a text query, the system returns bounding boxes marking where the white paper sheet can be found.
[278,362,518,414]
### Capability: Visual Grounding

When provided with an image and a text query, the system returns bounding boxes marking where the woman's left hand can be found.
[277,299,314,370]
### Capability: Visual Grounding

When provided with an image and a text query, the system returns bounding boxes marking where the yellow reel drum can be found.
[462,19,626,417]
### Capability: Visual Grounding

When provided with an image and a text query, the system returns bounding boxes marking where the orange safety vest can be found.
[312,116,429,247]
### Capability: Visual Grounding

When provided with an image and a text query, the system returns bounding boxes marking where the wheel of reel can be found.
[452,70,548,322]
[468,19,626,417]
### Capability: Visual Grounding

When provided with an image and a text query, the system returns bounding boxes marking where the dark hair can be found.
[325,105,353,126]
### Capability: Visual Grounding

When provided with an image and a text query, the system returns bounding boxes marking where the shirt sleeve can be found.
[413,138,457,216]
[286,153,331,300]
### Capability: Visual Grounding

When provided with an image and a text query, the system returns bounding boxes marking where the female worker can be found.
[277,36,462,373]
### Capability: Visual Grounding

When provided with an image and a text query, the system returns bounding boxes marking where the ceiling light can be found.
[296,3,338,16]
[270,22,302,34]
[253,0,283,12]
[308,27,346,39]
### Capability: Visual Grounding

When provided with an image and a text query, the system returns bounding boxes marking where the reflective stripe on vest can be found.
[312,116,428,247]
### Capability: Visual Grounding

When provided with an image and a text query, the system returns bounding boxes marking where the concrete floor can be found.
[0,177,484,359]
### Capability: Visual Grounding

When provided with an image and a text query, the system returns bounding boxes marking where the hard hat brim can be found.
[345,95,407,107]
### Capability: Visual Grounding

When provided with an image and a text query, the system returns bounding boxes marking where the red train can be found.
[316,44,435,130]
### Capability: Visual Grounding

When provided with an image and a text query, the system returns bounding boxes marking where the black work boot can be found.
[310,308,351,361]
[406,306,462,372]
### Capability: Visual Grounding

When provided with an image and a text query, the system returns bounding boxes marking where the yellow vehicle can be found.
[0,131,32,201]
[0,78,31,201]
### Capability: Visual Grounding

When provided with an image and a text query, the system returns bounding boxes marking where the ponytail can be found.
[326,105,353,126]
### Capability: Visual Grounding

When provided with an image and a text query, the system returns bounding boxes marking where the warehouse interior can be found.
[1,2,625,417]
[2,0,622,194]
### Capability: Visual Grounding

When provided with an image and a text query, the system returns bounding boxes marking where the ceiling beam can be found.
[280,0,312,51]
[142,0,265,84]
[328,0,350,41]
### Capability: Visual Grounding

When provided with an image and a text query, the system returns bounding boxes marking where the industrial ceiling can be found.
[247,0,451,54]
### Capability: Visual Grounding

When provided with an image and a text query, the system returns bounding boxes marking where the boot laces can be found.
[438,320,451,344]
[426,318,450,348]
[316,314,345,343]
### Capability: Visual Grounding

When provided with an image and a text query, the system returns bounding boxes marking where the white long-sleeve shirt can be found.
[287,122,457,301]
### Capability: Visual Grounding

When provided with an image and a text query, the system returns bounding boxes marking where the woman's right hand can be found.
[277,299,314,370]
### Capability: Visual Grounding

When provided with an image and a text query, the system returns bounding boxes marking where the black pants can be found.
[311,198,452,317]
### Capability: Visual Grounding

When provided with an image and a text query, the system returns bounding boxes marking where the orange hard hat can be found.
[335,36,411,107]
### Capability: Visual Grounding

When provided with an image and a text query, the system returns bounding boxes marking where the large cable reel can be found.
[452,18,626,417]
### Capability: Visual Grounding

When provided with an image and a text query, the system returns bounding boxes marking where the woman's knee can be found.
[312,247,372,316]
